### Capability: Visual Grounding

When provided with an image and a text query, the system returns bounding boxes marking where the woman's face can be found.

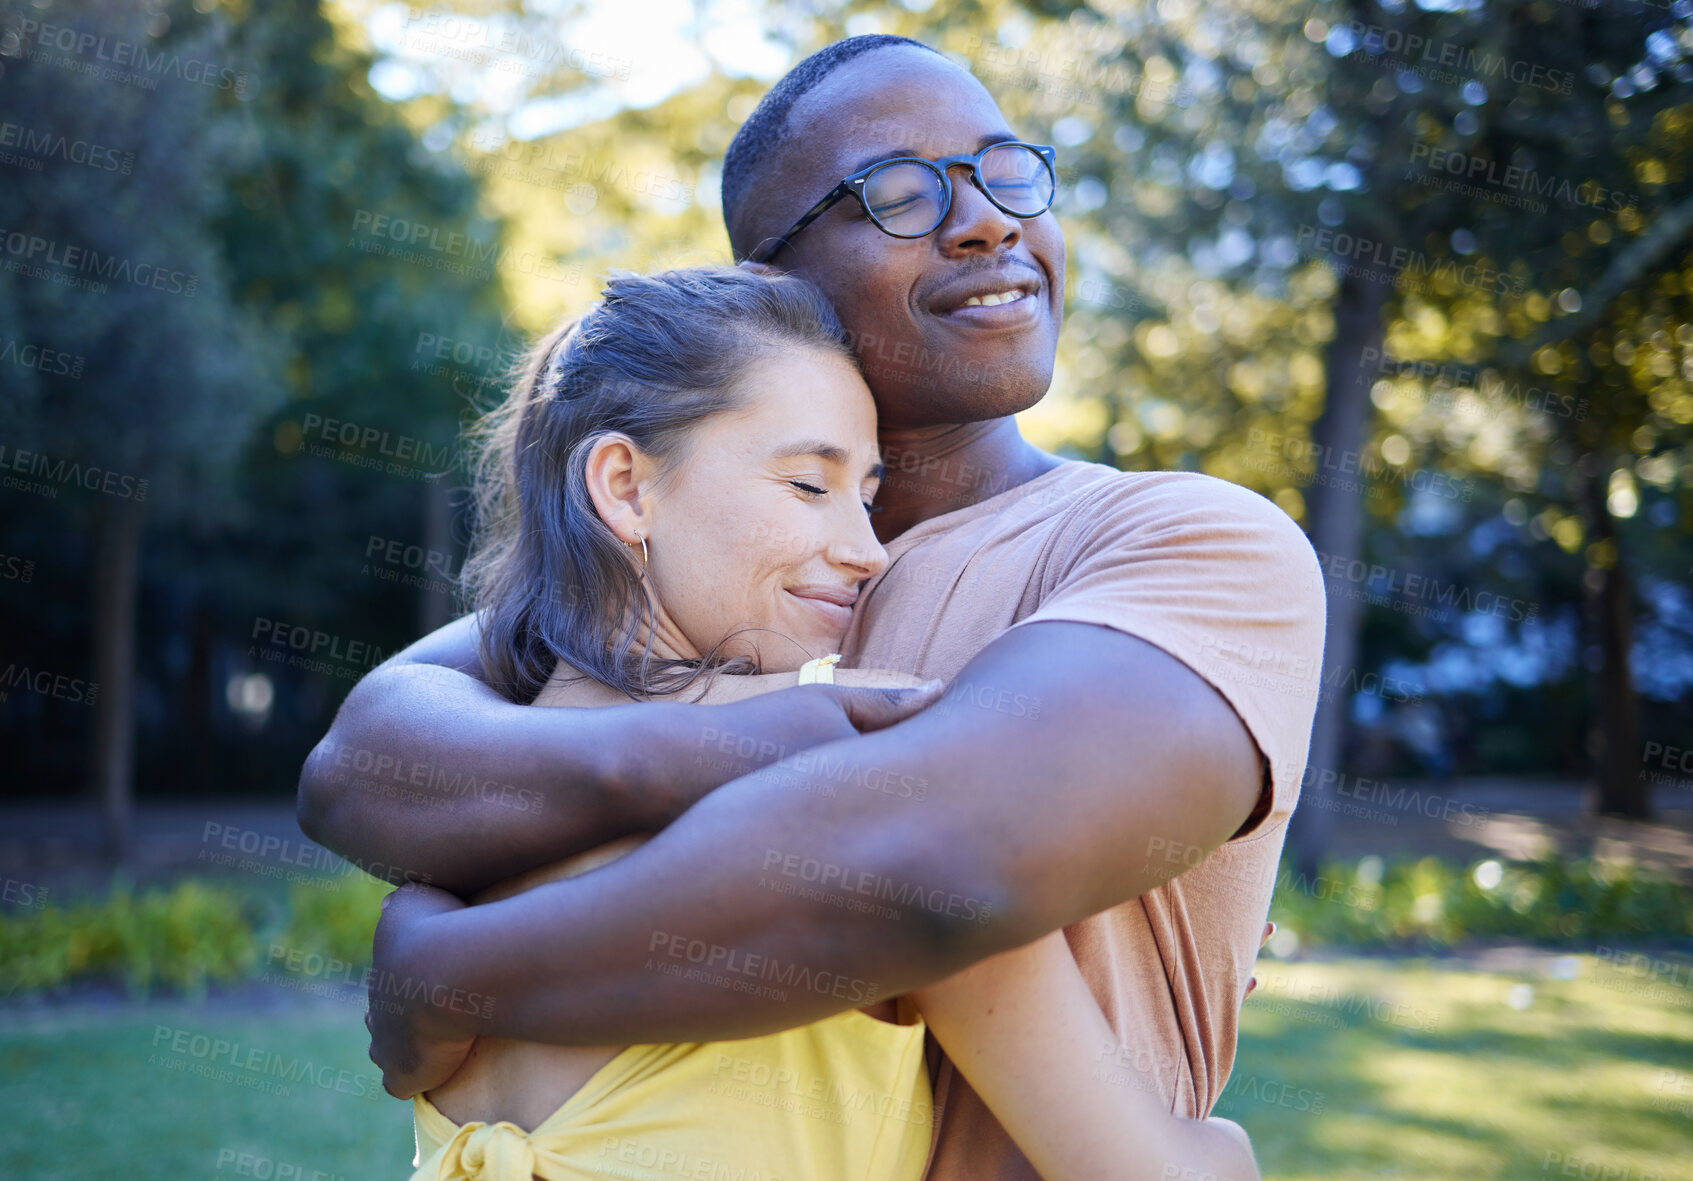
[641,346,888,671]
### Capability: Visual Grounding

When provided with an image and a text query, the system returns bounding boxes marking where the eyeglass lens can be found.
[862,143,1054,237]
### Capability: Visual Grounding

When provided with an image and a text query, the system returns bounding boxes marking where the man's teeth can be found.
[960,290,1027,308]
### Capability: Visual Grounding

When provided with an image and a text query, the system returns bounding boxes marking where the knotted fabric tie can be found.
[432,1119,538,1180]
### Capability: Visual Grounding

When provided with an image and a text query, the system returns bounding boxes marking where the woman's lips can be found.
[786,589,855,633]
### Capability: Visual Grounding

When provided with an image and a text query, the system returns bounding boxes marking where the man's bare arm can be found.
[381,621,1262,1053]
[296,614,939,896]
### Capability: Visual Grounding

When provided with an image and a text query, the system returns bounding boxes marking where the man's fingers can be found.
[833,681,945,732]
[376,1036,475,1100]
[380,881,465,924]
[1246,975,1257,995]
[371,1030,420,1099]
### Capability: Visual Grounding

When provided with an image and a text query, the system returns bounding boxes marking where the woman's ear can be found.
[583,433,655,544]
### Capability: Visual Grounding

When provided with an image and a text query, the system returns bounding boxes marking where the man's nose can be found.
[934,164,1021,255]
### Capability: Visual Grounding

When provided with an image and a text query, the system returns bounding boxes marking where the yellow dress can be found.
[410,1004,932,1181]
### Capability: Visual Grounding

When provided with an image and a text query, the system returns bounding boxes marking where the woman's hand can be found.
[1203,1115,1254,1154]
[366,881,478,1100]
[1244,921,1275,1000]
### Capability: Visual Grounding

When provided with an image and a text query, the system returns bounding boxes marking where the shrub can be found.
[0,879,261,997]
[277,873,394,966]
[1269,855,1693,951]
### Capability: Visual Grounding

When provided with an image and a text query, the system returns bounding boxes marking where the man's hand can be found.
[685,666,942,713]
[366,882,476,1099]
[617,674,946,821]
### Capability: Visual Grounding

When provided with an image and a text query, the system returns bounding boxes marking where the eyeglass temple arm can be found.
[747,184,853,265]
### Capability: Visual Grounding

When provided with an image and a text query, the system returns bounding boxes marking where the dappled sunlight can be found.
[1229,956,1693,1180]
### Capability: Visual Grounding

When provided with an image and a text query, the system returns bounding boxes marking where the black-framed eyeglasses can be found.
[747,141,1058,264]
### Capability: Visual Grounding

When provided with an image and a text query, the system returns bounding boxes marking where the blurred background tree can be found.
[1,0,1687,872]
[0,0,503,859]
[0,0,286,859]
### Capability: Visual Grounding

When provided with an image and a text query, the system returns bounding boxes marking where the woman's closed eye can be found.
[790,478,883,516]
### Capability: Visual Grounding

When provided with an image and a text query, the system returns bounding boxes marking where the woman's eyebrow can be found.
[769,440,884,481]
[770,440,850,464]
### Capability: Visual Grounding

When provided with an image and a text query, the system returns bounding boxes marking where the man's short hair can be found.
[721,34,942,242]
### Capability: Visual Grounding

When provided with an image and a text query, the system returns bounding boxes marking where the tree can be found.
[0,0,286,859]
[0,0,507,844]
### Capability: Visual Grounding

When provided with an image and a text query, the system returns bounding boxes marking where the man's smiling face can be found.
[731,46,1065,431]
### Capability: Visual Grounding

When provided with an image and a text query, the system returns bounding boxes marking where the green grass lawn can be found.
[0,992,417,1179]
[1214,953,1693,1181]
[3,951,1689,1180]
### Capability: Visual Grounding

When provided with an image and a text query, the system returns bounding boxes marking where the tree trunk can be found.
[420,473,456,636]
[1587,456,1647,818]
[1287,268,1389,877]
[92,495,145,864]
[184,601,215,794]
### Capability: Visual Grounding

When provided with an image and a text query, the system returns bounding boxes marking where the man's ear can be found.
[583,433,654,543]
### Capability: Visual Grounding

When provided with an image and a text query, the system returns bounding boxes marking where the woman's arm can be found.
[907,931,1261,1181]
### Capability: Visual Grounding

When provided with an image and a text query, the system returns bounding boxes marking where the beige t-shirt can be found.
[839,459,1327,1181]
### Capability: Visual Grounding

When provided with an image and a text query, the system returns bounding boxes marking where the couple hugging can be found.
[297,32,1327,1181]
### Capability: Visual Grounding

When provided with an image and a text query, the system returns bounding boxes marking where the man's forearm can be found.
[401,740,990,1047]
[297,658,703,895]
[297,613,932,897]
[399,622,1262,1046]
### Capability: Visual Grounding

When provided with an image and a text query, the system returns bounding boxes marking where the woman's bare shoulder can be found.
[532,660,630,708]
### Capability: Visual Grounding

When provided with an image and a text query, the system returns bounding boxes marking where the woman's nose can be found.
[831,505,888,580]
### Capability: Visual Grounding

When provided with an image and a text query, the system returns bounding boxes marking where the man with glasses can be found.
[746,140,1059,265]
[302,34,1324,1179]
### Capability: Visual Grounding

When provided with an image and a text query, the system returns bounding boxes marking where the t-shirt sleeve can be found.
[1006,471,1326,839]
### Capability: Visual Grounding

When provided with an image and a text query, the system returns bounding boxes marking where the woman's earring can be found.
[630,531,648,568]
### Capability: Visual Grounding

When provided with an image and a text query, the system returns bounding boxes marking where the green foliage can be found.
[0,872,397,999]
[2,0,1688,807]
[3,857,1681,1000]
[0,880,261,997]
[277,874,394,967]
[0,0,289,522]
[1271,854,1693,950]
[0,0,514,798]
